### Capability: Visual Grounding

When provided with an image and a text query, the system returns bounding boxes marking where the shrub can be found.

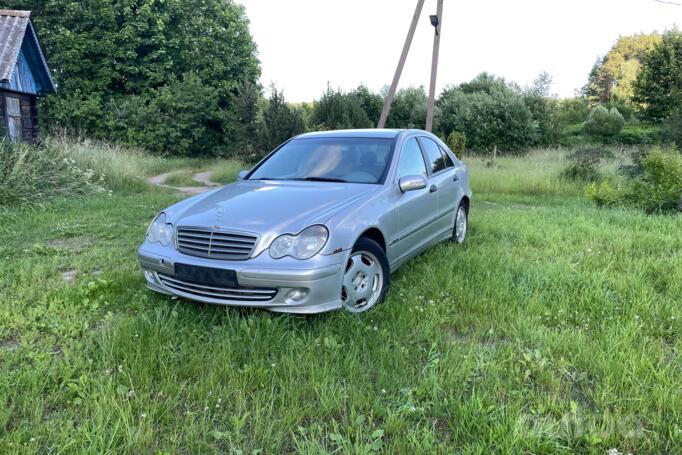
[0,140,106,206]
[110,74,230,157]
[586,180,624,206]
[631,147,682,212]
[617,124,662,145]
[386,86,429,130]
[438,73,539,153]
[662,109,682,149]
[561,146,613,181]
[587,146,682,213]
[555,97,591,127]
[583,105,625,137]
[446,131,466,155]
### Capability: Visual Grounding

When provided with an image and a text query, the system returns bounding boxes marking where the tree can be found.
[633,29,682,121]
[584,33,661,105]
[437,74,538,153]
[350,85,383,127]
[524,72,561,145]
[259,87,305,154]
[112,73,229,157]
[5,0,261,155]
[311,85,373,130]
[385,86,428,129]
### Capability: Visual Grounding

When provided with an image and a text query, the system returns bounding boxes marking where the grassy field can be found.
[0,148,680,453]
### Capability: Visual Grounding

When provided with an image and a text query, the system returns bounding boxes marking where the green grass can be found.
[209,160,247,184]
[0,149,680,453]
[45,136,217,193]
[163,171,205,187]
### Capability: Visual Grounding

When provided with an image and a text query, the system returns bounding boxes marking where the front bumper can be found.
[138,241,346,314]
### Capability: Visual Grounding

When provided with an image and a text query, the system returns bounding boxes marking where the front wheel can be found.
[452,202,468,244]
[341,238,390,313]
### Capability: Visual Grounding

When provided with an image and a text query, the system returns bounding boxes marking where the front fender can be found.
[321,189,391,255]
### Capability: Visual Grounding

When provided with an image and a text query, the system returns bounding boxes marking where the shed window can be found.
[5,96,22,140]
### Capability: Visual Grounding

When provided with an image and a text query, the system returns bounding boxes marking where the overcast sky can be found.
[238,0,680,102]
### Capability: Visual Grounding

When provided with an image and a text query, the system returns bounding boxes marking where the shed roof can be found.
[0,9,55,94]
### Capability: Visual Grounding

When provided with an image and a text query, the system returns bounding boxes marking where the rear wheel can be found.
[452,201,468,244]
[341,238,390,313]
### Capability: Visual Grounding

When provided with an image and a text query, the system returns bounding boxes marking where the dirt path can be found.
[147,170,220,195]
[192,171,220,187]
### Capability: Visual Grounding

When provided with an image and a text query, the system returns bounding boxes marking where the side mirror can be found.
[237,170,249,180]
[399,175,427,193]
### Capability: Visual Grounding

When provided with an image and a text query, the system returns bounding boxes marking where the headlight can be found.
[270,225,329,260]
[146,212,174,246]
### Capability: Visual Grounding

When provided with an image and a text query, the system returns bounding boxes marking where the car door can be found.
[418,136,456,237]
[388,137,440,265]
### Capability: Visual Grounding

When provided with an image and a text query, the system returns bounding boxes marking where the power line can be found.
[653,0,681,6]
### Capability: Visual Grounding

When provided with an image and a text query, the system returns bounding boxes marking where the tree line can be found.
[5,1,682,157]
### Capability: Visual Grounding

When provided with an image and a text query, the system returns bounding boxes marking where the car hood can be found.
[165,180,380,237]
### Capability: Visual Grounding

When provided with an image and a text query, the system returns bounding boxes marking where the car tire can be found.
[452,201,468,244]
[341,237,390,313]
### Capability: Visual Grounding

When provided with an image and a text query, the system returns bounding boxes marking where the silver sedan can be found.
[139,129,471,314]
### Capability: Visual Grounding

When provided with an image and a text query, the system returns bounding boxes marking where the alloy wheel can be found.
[341,251,384,313]
[454,205,467,243]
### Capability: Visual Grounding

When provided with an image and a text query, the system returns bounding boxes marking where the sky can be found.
[237,0,680,102]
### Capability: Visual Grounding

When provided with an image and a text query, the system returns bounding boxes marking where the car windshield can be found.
[249,137,395,184]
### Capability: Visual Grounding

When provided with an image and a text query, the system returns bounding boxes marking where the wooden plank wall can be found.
[0,89,39,144]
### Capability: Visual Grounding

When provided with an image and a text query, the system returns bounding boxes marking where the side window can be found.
[439,145,455,168]
[420,137,447,174]
[397,138,427,178]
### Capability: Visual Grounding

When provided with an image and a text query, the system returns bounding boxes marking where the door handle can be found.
[452,175,460,182]
[429,184,438,193]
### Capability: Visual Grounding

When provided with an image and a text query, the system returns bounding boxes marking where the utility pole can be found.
[425,0,444,132]
[377,0,425,129]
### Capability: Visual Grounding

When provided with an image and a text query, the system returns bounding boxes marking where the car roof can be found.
[296,129,409,139]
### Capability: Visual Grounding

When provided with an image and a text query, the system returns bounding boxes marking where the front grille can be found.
[158,274,277,302]
[176,227,258,260]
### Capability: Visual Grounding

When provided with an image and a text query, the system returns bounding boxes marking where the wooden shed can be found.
[0,10,55,143]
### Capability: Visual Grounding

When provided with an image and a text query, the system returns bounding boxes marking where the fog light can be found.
[285,288,308,304]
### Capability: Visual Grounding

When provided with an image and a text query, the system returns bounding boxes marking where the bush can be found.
[587,146,682,213]
[663,109,682,149]
[586,180,624,206]
[438,73,539,153]
[617,124,662,145]
[0,140,106,206]
[556,98,591,127]
[583,105,625,137]
[561,146,613,181]
[385,86,428,129]
[446,131,466,155]
[110,74,230,157]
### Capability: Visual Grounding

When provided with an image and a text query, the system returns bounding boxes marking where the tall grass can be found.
[465,147,625,197]
[208,159,247,184]
[44,136,194,192]
[0,139,106,206]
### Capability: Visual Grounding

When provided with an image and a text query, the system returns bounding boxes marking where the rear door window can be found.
[419,137,447,174]
[439,145,455,168]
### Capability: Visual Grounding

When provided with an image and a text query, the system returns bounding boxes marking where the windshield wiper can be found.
[295,177,349,183]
